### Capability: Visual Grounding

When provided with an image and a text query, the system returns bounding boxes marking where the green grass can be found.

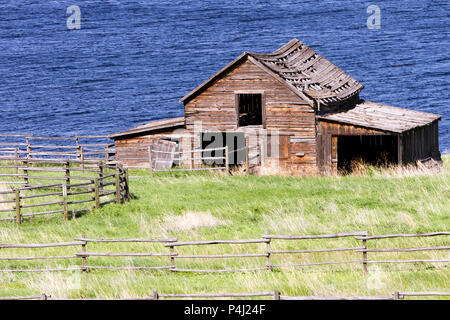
[0,157,449,299]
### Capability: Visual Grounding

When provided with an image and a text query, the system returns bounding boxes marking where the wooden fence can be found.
[2,291,449,300]
[0,160,129,224]
[0,134,115,162]
[0,231,448,273]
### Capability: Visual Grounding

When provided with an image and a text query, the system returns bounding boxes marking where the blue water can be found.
[0,1,448,151]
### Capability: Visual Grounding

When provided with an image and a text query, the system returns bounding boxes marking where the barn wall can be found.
[317,121,390,174]
[401,120,440,164]
[114,128,185,167]
[184,58,318,174]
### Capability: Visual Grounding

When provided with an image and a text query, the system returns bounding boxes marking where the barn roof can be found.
[109,117,185,139]
[180,38,364,106]
[317,101,441,133]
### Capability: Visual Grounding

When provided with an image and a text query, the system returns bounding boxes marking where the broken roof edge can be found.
[178,49,315,106]
[109,117,185,139]
[317,100,441,134]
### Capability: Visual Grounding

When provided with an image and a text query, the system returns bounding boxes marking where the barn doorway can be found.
[337,135,398,172]
[237,93,263,126]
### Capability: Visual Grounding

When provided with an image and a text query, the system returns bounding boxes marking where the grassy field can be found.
[0,156,449,299]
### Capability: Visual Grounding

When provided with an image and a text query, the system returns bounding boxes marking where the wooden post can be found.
[62,183,68,221]
[41,293,50,300]
[273,290,280,300]
[125,168,130,201]
[80,147,85,171]
[393,291,400,300]
[225,146,229,174]
[15,188,21,225]
[148,145,153,177]
[94,178,100,209]
[105,145,109,162]
[362,238,368,275]
[65,161,70,189]
[153,291,159,300]
[266,230,272,271]
[169,245,175,270]
[115,171,121,204]
[26,137,31,159]
[14,148,19,174]
[23,160,29,186]
[98,161,104,190]
[81,234,87,274]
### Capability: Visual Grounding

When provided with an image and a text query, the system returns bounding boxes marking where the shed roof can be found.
[317,101,441,133]
[180,38,364,106]
[109,117,185,139]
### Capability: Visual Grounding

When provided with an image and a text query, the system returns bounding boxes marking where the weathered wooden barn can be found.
[110,38,441,174]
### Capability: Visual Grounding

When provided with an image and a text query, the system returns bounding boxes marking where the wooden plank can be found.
[262,231,369,240]
[166,239,270,247]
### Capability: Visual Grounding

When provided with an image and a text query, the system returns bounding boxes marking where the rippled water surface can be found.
[0,1,448,151]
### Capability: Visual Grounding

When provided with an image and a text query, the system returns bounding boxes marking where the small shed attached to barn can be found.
[110,38,441,175]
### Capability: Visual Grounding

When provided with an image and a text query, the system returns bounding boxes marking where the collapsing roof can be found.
[180,38,364,107]
[109,117,185,139]
[318,101,441,133]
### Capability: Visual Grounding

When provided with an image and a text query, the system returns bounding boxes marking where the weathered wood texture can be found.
[316,120,389,174]
[184,58,319,174]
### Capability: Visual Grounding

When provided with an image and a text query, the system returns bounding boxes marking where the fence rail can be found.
[2,291,449,300]
[0,134,115,162]
[0,231,448,274]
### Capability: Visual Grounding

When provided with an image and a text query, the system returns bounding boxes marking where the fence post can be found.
[393,291,400,300]
[23,160,29,186]
[115,170,121,204]
[225,147,229,174]
[362,237,368,275]
[62,183,68,220]
[14,148,19,174]
[80,147,85,171]
[266,230,272,271]
[153,291,159,300]
[26,137,31,159]
[169,245,175,270]
[41,293,50,300]
[15,188,21,225]
[65,161,71,189]
[273,290,280,300]
[148,146,153,177]
[81,234,87,274]
[98,161,104,190]
[125,168,130,201]
[94,178,100,209]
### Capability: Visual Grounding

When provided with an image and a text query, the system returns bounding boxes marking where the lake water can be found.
[0,1,448,152]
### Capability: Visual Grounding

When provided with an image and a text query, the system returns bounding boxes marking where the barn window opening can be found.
[337,135,398,173]
[237,93,263,127]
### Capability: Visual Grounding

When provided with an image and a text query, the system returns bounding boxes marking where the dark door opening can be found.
[201,132,245,166]
[237,93,262,126]
[337,135,398,172]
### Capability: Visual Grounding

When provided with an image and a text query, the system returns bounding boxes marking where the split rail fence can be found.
[0,134,115,162]
[0,160,129,224]
[1,291,449,300]
[0,231,448,273]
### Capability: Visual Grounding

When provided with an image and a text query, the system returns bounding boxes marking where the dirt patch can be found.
[162,211,229,231]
